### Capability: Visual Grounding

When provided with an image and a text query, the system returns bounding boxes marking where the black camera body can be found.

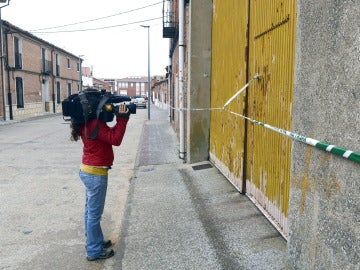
[62,88,136,123]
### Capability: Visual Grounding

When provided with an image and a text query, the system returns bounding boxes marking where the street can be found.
[0,109,147,270]
[0,106,288,270]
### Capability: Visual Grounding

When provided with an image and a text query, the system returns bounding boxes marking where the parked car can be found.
[110,95,132,108]
[131,96,147,108]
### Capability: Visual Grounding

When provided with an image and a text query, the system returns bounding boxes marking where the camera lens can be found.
[104,104,113,112]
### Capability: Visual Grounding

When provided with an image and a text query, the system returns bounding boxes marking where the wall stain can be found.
[320,155,342,198]
[299,146,313,213]
[324,176,341,198]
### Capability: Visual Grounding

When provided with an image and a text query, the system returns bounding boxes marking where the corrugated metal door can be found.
[246,0,296,236]
[210,0,297,236]
[210,0,249,191]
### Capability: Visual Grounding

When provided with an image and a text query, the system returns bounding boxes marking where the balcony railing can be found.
[56,64,60,76]
[14,52,22,69]
[42,59,52,75]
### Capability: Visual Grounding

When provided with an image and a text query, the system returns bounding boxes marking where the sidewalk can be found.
[115,106,288,270]
[0,112,62,126]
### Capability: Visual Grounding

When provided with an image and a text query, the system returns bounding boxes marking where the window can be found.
[56,82,61,103]
[136,83,140,95]
[16,77,24,108]
[56,54,60,76]
[67,83,72,96]
[77,62,80,72]
[42,48,46,72]
[42,48,51,74]
[14,37,22,69]
[67,58,70,69]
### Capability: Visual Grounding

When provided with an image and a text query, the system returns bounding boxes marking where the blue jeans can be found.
[79,170,108,257]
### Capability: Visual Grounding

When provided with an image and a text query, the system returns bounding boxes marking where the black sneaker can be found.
[86,249,115,261]
[102,240,112,249]
[85,240,113,250]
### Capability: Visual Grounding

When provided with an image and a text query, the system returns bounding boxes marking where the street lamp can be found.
[140,25,151,120]
[78,55,84,91]
[0,0,10,120]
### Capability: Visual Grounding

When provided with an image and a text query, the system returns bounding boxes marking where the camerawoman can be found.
[62,88,134,261]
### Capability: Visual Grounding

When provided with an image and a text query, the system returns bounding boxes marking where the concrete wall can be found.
[289,1,360,269]
[186,0,212,163]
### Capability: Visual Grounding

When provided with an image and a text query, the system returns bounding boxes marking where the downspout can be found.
[167,0,175,123]
[167,49,171,122]
[51,47,55,113]
[166,0,173,123]
[178,0,185,159]
[5,28,12,120]
[0,10,6,120]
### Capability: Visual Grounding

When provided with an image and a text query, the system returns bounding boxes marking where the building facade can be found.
[152,76,168,109]
[113,76,149,98]
[0,21,81,120]
[76,66,112,91]
[164,0,359,268]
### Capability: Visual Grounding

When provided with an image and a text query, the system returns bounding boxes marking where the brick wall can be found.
[0,21,81,120]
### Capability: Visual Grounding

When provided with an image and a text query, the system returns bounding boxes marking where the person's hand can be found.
[116,103,130,118]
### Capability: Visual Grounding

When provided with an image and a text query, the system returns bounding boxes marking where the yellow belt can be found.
[80,164,110,176]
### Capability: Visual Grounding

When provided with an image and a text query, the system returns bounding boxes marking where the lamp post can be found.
[78,55,84,91]
[140,25,150,120]
[0,0,10,120]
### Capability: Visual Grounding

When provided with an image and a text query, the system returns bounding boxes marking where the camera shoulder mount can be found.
[79,92,110,139]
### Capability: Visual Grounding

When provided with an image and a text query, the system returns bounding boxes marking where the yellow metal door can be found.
[210,0,297,237]
[246,0,297,236]
[210,0,249,191]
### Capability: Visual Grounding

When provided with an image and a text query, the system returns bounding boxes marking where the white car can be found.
[132,97,147,108]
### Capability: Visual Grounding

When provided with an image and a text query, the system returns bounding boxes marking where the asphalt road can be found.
[0,106,287,270]
[0,109,147,270]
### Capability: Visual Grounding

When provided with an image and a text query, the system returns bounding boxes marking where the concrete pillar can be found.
[186,0,212,163]
[289,1,360,269]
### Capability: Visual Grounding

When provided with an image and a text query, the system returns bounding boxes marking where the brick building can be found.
[102,78,116,93]
[152,76,168,109]
[82,66,111,91]
[115,76,149,97]
[92,77,111,91]
[0,21,81,120]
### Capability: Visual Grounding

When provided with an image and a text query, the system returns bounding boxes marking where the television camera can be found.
[62,88,136,124]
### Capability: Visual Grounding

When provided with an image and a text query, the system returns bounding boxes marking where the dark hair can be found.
[70,121,81,141]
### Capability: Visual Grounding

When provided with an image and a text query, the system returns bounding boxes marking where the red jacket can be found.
[80,117,129,167]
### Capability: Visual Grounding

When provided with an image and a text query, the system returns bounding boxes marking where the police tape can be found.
[166,74,360,163]
[226,110,360,163]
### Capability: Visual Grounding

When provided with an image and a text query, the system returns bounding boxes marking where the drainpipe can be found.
[178,0,185,159]
[0,7,6,120]
[51,47,55,113]
[5,28,12,119]
[167,0,173,123]
[167,40,171,122]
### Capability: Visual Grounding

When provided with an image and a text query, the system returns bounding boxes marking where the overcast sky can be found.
[2,0,169,79]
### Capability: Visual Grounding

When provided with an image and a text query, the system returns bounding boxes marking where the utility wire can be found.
[31,17,162,34]
[30,1,162,31]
